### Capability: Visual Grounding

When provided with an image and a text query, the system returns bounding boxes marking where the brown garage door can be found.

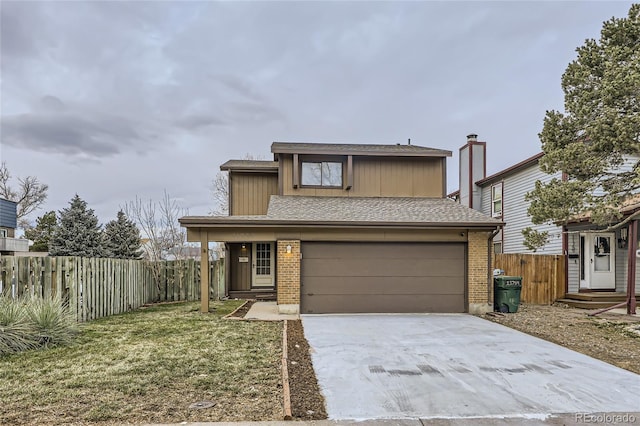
[301,242,466,314]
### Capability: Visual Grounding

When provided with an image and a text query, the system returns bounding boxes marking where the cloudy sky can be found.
[0,1,635,227]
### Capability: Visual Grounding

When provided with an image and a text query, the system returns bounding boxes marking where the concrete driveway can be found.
[301,314,640,421]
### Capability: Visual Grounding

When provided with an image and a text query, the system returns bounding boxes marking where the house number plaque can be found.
[238,256,249,263]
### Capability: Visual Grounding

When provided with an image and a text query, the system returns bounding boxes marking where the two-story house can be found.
[449,134,563,255]
[0,198,29,255]
[451,135,639,309]
[180,141,502,315]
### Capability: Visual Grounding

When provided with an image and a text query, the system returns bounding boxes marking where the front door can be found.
[580,233,615,290]
[252,242,275,288]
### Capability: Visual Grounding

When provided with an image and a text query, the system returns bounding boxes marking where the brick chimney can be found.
[458,133,486,211]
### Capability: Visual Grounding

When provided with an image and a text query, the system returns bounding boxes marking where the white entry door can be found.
[252,242,275,288]
[581,233,616,290]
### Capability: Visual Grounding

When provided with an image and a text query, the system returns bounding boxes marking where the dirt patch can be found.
[286,320,327,420]
[226,300,255,318]
[483,303,640,374]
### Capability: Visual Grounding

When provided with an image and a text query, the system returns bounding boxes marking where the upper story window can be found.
[301,161,343,187]
[491,183,503,217]
[0,229,6,238]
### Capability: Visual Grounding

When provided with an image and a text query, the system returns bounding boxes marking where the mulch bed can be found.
[224,303,328,419]
[286,320,327,420]
[484,303,640,375]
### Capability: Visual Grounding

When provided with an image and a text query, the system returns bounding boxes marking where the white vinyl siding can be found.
[480,163,563,254]
[567,257,580,293]
[614,245,640,295]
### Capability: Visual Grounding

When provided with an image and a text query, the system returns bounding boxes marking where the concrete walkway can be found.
[244,301,299,321]
[302,314,640,421]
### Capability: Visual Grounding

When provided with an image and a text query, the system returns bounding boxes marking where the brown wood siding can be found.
[229,243,251,291]
[281,155,444,197]
[230,172,278,215]
[301,242,466,313]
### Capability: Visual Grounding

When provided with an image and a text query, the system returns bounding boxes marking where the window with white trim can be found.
[301,161,342,187]
[493,241,503,254]
[491,183,503,217]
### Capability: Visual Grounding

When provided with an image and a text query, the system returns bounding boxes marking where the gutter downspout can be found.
[487,226,502,309]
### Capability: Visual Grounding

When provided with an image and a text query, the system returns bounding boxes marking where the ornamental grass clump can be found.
[0,296,38,355]
[25,296,77,348]
[0,296,77,355]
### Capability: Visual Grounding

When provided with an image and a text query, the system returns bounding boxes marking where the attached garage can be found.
[301,242,466,314]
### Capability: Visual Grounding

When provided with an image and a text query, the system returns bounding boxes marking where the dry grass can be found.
[0,301,284,425]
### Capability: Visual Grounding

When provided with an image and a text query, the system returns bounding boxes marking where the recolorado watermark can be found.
[576,413,637,424]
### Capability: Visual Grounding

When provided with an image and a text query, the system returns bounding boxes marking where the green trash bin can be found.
[494,276,522,313]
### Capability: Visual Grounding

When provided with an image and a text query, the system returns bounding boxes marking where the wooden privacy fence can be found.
[493,253,566,305]
[0,256,224,322]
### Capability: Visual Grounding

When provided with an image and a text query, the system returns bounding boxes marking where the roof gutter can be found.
[179,218,503,230]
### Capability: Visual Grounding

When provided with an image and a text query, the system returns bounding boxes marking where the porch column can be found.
[200,231,209,313]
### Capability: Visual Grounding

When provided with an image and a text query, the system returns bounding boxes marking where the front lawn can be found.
[0,301,283,425]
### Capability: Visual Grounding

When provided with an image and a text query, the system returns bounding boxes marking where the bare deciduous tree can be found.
[123,191,192,300]
[0,162,49,228]
[123,190,188,262]
[210,171,229,216]
[210,153,264,216]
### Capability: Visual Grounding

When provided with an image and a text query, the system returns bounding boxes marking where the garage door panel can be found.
[303,294,464,314]
[303,243,464,260]
[303,258,464,278]
[300,242,466,314]
[302,276,464,295]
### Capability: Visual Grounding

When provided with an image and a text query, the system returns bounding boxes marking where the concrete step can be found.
[563,292,627,302]
[556,298,628,309]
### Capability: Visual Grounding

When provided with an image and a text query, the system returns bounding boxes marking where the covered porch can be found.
[564,210,639,314]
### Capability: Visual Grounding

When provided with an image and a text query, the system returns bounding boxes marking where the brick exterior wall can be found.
[468,231,490,308]
[277,240,301,305]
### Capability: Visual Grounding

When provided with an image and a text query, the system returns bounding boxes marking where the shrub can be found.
[25,297,78,348]
[0,296,77,355]
[0,296,38,355]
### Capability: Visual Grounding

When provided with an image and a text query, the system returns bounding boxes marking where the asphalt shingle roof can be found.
[265,196,501,225]
[271,142,452,157]
[220,160,279,171]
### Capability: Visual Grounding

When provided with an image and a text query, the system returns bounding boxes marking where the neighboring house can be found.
[164,245,201,261]
[180,141,502,315]
[449,135,563,255]
[450,135,639,306]
[0,198,29,255]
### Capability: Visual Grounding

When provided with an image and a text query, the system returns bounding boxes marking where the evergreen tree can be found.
[24,211,57,252]
[525,4,640,250]
[102,210,143,259]
[50,195,103,257]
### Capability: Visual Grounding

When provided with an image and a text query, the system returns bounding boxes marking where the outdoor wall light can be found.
[618,227,628,249]
[286,245,292,254]
[241,243,246,250]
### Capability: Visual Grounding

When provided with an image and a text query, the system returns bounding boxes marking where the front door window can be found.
[593,235,611,272]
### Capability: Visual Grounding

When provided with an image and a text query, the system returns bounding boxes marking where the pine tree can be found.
[23,211,57,252]
[102,210,143,259]
[50,195,103,257]
[524,4,640,250]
